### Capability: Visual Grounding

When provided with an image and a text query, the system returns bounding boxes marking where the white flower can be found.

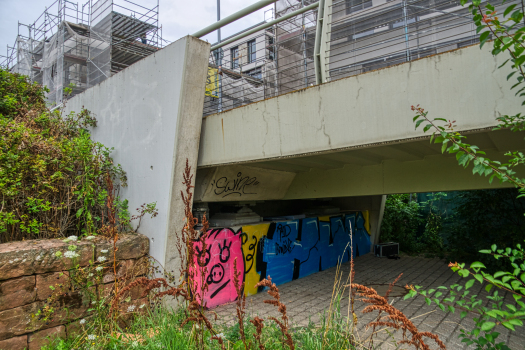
[215,333,225,339]
[63,235,78,243]
[132,340,139,348]
[92,301,96,305]
[100,249,108,254]
[95,266,104,272]
[97,256,106,263]
[127,305,136,312]
[79,319,86,325]
[88,273,93,278]
[139,303,146,309]
[85,236,96,241]
[64,251,79,259]
[87,334,96,340]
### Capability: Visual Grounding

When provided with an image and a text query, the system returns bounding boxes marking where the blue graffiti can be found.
[257,212,370,286]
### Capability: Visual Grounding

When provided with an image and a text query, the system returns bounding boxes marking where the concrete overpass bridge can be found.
[195,43,525,202]
[64,0,525,298]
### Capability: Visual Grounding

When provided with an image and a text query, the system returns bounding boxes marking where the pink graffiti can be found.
[192,228,245,309]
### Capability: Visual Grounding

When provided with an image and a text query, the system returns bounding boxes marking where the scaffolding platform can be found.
[1,0,166,106]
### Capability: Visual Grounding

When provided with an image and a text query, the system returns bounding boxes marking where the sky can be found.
[0,0,275,59]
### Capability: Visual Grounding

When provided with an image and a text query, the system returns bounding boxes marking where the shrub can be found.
[0,68,126,242]
[379,194,423,254]
[446,188,525,272]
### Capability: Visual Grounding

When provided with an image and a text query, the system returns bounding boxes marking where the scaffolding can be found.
[202,0,521,116]
[1,0,166,107]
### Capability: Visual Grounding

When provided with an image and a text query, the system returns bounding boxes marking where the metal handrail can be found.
[192,0,278,38]
[210,2,320,51]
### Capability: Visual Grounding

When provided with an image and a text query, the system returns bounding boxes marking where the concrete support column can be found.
[65,36,211,279]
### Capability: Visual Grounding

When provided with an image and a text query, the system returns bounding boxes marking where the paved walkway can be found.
[211,254,525,349]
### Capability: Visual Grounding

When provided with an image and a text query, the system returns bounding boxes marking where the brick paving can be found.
[211,254,525,349]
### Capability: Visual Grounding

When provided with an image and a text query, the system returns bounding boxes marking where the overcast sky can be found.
[0,0,274,58]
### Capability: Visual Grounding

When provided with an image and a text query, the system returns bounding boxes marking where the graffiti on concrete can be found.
[193,212,371,308]
[211,172,260,198]
[192,228,245,309]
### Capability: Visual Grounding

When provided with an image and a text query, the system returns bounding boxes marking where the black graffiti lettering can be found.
[194,245,211,267]
[212,172,260,198]
[275,238,295,255]
[241,234,258,274]
[329,220,344,245]
[206,264,225,285]
[276,224,292,241]
[209,279,230,299]
[218,239,232,263]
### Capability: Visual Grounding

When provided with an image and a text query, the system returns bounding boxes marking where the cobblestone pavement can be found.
[210,254,525,349]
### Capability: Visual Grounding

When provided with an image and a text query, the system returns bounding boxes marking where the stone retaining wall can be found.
[0,234,150,350]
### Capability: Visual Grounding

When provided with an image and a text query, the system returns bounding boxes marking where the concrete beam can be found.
[198,44,522,168]
[283,147,521,199]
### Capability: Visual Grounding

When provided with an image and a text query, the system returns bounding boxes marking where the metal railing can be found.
[196,0,520,117]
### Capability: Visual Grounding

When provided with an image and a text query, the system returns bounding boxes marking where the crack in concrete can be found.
[276,98,283,156]
[492,55,505,109]
[317,94,332,148]
[261,109,269,157]
[434,55,441,75]
[356,87,363,100]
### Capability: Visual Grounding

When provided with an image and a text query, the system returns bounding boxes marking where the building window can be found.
[345,0,372,14]
[231,46,239,69]
[248,39,256,63]
[267,35,275,61]
[246,67,262,80]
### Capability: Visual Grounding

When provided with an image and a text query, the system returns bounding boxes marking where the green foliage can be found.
[418,192,447,257]
[0,68,128,242]
[380,194,422,253]
[380,193,445,255]
[405,242,525,349]
[42,294,371,350]
[410,0,525,347]
[446,189,525,272]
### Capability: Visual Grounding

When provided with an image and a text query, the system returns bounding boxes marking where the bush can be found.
[379,194,423,254]
[0,68,126,242]
[445,188,525,272]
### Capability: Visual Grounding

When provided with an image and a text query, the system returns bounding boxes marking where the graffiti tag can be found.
[275,238,295,255]
[212,172,260,198]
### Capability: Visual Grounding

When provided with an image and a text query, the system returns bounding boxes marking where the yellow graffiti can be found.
[205,67,219,98]
[363,210,371,235]
[318,215,331,222]
[241,223,270,296]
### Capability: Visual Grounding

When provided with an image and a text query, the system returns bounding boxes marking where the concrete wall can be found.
[65,36,210,272]
[195,165,295,202]
[197,43,522,167]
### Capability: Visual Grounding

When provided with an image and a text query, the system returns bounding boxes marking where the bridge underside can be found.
[196,128,524,202]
